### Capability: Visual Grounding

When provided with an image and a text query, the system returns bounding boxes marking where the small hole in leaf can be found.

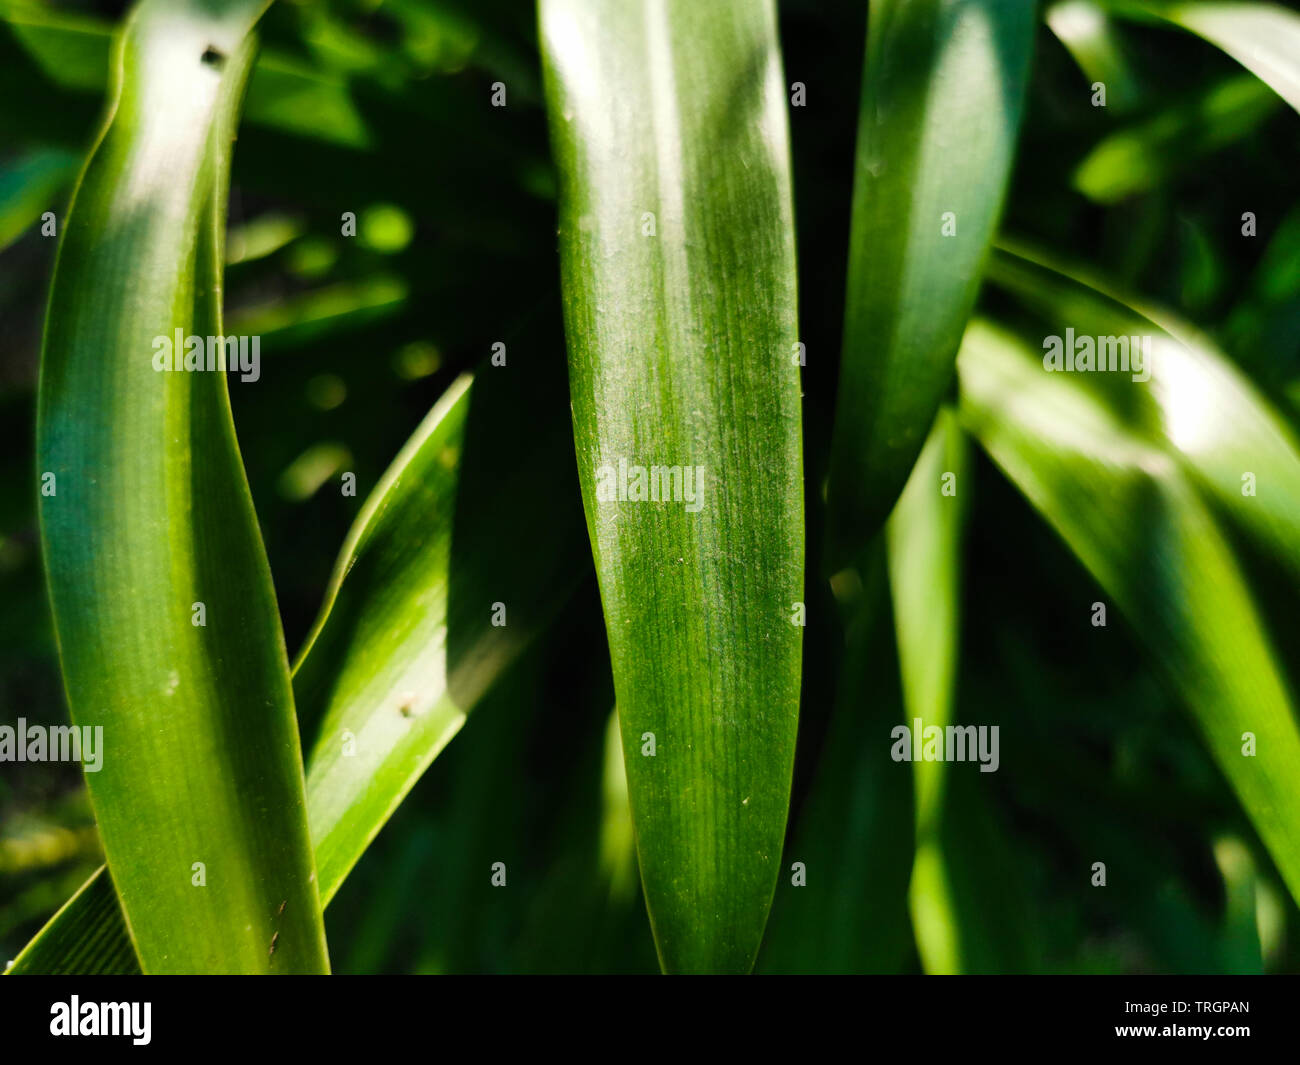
[200,46,226,69]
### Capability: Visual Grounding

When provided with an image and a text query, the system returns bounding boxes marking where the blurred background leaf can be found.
[1103,1,1300,114]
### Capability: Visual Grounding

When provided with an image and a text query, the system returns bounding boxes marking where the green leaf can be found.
[241,51,371,149]
[1223,204,1300,373]
[0,2,369,149]
[885,408,970,973]
[14,355,589,973]
[0,148,81,251]
[540,0,804,973]
[1046,0,1146,112]
[3,867,132,976]
[1212,836,1264,973]
[598,709,638,907]
[296,362,589,900]
[911,767,1045,973]
[13,352,592,973]
[1103,1,1300,114]
[0,0,112,92]
[825,0,1035,562]
[887,412,1044,974]
[957,317,1300,906]
[35,0,329,973]
[987,242,1300,587]
[887,409,967,791]
[1073,73,1278,204]
[293,380,476,900]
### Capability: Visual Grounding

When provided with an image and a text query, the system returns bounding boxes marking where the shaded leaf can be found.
[1046,0,1145,112]
[825,0,1035,561]
[1104,1,1300,114]
[759,543,917,974]
[13,349,590,972]
[1073,73,1278,203]
[988,242,1300,587]
[957,317,1300,906]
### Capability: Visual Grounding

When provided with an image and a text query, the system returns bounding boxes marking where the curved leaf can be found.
[881,409,1042,974]
[1103,1,1300,114]
[3,867,132,976]
[886,408,970,973]
[540,0,804,973]
[13,356,591,973]
[1046,0,1145,112]
[957,318,1300,905]
[825,0,1035,562]
[296,360,589,900]
[988,242,1300,587]
[36,0,329,973]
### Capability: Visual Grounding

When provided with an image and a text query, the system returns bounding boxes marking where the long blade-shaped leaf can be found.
[1103,1,1300,114]
[1046,0,1146,112]
[987,242,1300,587]
[36,0,329,973]
[3,866,133,975]
[296,360,589,900]
[885,411,1043,972]
[13,357,591,973]
[886,408,969,973]
[957,318,1300,905]
[540,0,804,973]
[825,0,1034,562]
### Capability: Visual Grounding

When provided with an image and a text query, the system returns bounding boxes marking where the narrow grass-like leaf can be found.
[987,242,1300,586]
[1046,0,1145,112]
[292,378,476,899]
[825,0,1034,562]
[913,768,1044,973]
[885,408,971,973]
[599,710,637,907]
[887,409,967,821]
[1213,836,1264,973]
[36,0,330,973]
[540,0,803,973]
[885,422,1042,974]
[3,866,132,976]
[957,318,1300,905]
[13,358,590,973]
[1103,1,1300,114]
